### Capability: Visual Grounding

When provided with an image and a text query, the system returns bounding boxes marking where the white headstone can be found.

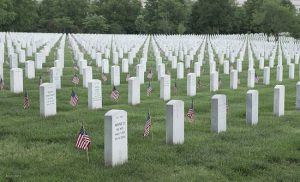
[230,70,238,90]
[10,68,23,93]
[276,65,283,82]
[10,53,18,68]
[274,85,285,117]
[211,94,227,133]
[210,72,219,92]
[289,63,294,79]
[177,62,184,79]
[25,61,35,79]
[88,79,102,110]
[194,62,201,77]
[247,69,255,88]
[128,77,140,105]
[40,83,56,117]
[50,67,61,89]
[111,65,120,86]
[136,64,144,84]
[121,59,129,73]
[160,75,171,101]
[263,67,270,85]
[187,73,196,96]
[166,100,184,144]
[102,59,109,74]
[246,90,258,125]
[224,61,229,74]
[296,82,300,110]
[104,110,128,167]
[83,66,93,88]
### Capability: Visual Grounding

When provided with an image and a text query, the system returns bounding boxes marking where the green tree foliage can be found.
[252,0,298,38]
[93,0,142,33]
[0,0,16,31]
[83,15,109,33]
[144,0,188,34]
[189,0,237,34]
[0,0,299,38]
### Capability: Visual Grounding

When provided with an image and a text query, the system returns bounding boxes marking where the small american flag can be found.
[73,65,79,71]
[126,73,131,82]
[147,69,153,80]
[143,112,152,137]
[0,77,4,90]
[39,76,43,85]
[255,74,260,83]
[101,73,107,82]
[23,90,30,109]
[197,79,202,89]
[147,82,152,96]
[187,99,194,122]
[174,80,178,94]
[72,74,80,85]
[111,86,120,101]
[70,89,79,106]
[75,126,91,150]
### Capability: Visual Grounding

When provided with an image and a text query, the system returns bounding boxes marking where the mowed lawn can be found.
[0,40,299,182]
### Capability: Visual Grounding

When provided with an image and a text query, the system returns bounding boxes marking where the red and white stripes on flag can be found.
[23,90,30,109]
[70,89,79,106]
[75,126,91,150]
[143,112,151,137]
[111,86,120,101]
[187,100,194,122]
[72,74,80,85]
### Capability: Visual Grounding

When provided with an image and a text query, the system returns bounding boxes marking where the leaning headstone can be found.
[211,94,227,133]
[187,73,196,96]
[40,83,56,117]
[160,74,171,101]
[25,61,35,79]
[83,66,93,88]
[104,110,128,167]
[274,85,285,117]
[166,100,184,145]
[246,90,258,125]
[10,68,23,93]
[88,79,102,110]
[50,67,61,89]
[128,77,140,105]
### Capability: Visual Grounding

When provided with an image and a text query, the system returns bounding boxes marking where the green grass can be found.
[0,40,299,182]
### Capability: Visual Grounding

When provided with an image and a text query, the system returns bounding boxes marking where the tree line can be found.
[0,0,299,38]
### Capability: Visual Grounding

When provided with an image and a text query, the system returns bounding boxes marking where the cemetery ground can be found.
[0,40,300,181]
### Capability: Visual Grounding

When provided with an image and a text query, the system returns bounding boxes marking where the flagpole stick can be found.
[86,148,90,163]
[149,108,153,142]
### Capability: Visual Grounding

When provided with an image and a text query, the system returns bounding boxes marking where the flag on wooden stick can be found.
[147,81,153,96]
[75,126,91,150]
[72,74,80,85]
[111,86,120,101]
[23,90,30,109]
[70,89,79,106]
[187,99,195,122]
[143,112,152,137]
